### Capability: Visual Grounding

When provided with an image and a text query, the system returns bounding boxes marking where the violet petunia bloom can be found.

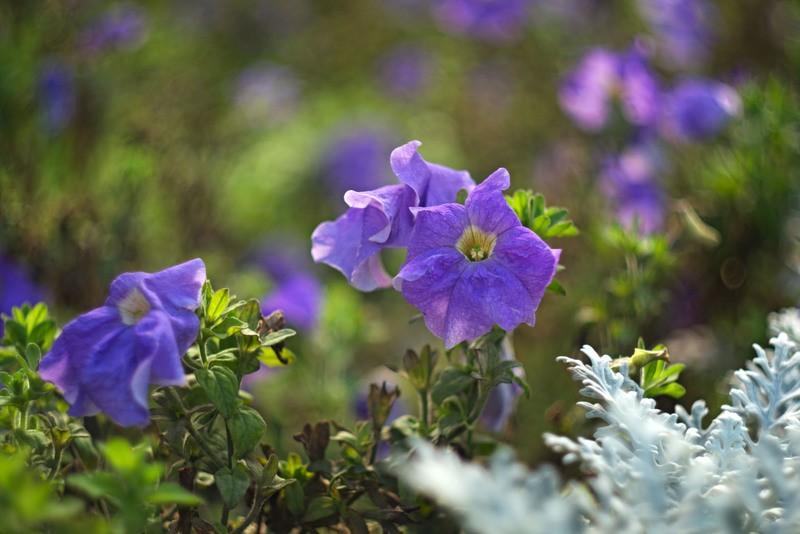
[79,3,148,55]
[312,141,474,291]
[600,140,666,235]
[659,79,742,141]
[0,255,48,339]
[38,60,76,135]
[559,43,660,132]
[38,259,206,427]
[262,273,323,332]
[434,0,530,41]
[321,125,397,196]
[636,0,713,70]
[394,169,559,348]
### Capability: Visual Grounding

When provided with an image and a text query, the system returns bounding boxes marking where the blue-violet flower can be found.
[38,259,206,426]
[659,78,741,141]
[394,169,559,348]
[312,141,474,291]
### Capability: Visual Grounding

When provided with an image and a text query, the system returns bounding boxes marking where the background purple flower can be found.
[394,169,559,348]
[38,259,205,427]
[38,60,76,135]
[79,3,149,55]
[600,140,666,235]
[659,79,742,141]
[434,0,531,41]
[234,64,301,127]
[636,0,714,70]
[0,255,47,339]
[312,141,474,291]
[262,274,322,332]
[321,125,398,196]
[559,43,660,132]
[377,44,433,99]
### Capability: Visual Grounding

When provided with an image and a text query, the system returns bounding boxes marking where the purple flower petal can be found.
[38,259,205,426]
[391,140,475,207]
[659,78,741,141]
[464,168,518,236]
[262,273,323,331]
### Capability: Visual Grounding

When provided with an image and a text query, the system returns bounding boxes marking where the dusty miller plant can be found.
[396,316,800,533]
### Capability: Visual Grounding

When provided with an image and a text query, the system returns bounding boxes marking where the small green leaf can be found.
[303,496,337,522]
[146,483,204,506]
[214,466,251,508]
[258,347,297,367]
[206,288,230,324]
[646,382,687,399]
[283,479,306,517]
[261,329,296,346]
[228,407,267,458]
[24,343,42,368]
[238,299,262,331]
[546,278,566,296]
[195,367,240,419]
[68,472,119,500]
[431,368,474,404]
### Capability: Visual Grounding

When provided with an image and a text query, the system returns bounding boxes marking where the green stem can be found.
[47,444,64,480]
[419,389,429,435]
[230,495,268,534]
[198,334,209,367]
[220,504,230,529]
[19,404,29,431]
[166,387,225,470]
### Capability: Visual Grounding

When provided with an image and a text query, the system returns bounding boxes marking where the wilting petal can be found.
[391,140,474,207]
[312,184,415,291]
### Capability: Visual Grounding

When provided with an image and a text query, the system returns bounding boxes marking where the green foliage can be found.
[506,190,580,240]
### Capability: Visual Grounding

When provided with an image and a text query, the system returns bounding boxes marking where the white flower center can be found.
[118,287,151,325]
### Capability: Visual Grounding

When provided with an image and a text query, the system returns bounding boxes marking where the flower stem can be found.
[197,335,209,367]
[230,495,268,534]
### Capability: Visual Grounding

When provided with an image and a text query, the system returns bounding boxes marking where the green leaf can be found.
[214,466,251,508]
[103,438,142,474]
[646,382,686,399]
[228,407,267,458]
[283,479,306,517]
[206,288,230,324]
[546,278,566,296]
[303,496,337,522]
[210,316,246,339]
[431,368,474,405]
[4,321,27,346]
[146,483,204,506]
[68,472,119,499]
[24,343,42,368]
[261,329,296,346]
[195,367,240,419]
[238,299,262,331]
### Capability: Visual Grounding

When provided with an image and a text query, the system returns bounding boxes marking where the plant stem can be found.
[230,495,269,534]
[419,390,429,435]
[198,335,209,366]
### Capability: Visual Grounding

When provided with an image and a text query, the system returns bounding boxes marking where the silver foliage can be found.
[396,329,800,533]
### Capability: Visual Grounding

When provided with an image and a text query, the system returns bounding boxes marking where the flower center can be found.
[118,287,151,325]
[456,225,497,262]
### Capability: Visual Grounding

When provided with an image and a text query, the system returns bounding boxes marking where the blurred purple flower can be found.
[559,43,660,132]
[377,44,433,99]
[480,336,524,432]
[234,64,301,126]
[0,255,47,339]
[38,60,76,135]
[636,0,713,70]
[600,140,666,235]
[79,3,148,54]
[312,141,474,291]
[434,0,531,41]
[394,169,559,348]
[321,125,397,196]
[39,259,205,427]
[659,78,741,141]
[262,274,323,332]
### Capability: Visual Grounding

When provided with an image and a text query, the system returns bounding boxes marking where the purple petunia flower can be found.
[312,141,474,291]
[600,139,666,235]
[659,78,741,141]
[377,44,433,99]
[233,64,301,127]
[38,259,205,427]
[434,0,531,41]
[262,274,323,332]
[38,60,76,135]
[79,3,148,55]
[480,335,524,432]
[0,255,47,339]
[636,0,713,70]
[394,169,559,348]
[321,125,397,196]
[559,43,660,132]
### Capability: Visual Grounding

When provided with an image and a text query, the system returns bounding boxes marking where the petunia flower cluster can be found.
[558,39,741,235]
[313,141,559,348]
